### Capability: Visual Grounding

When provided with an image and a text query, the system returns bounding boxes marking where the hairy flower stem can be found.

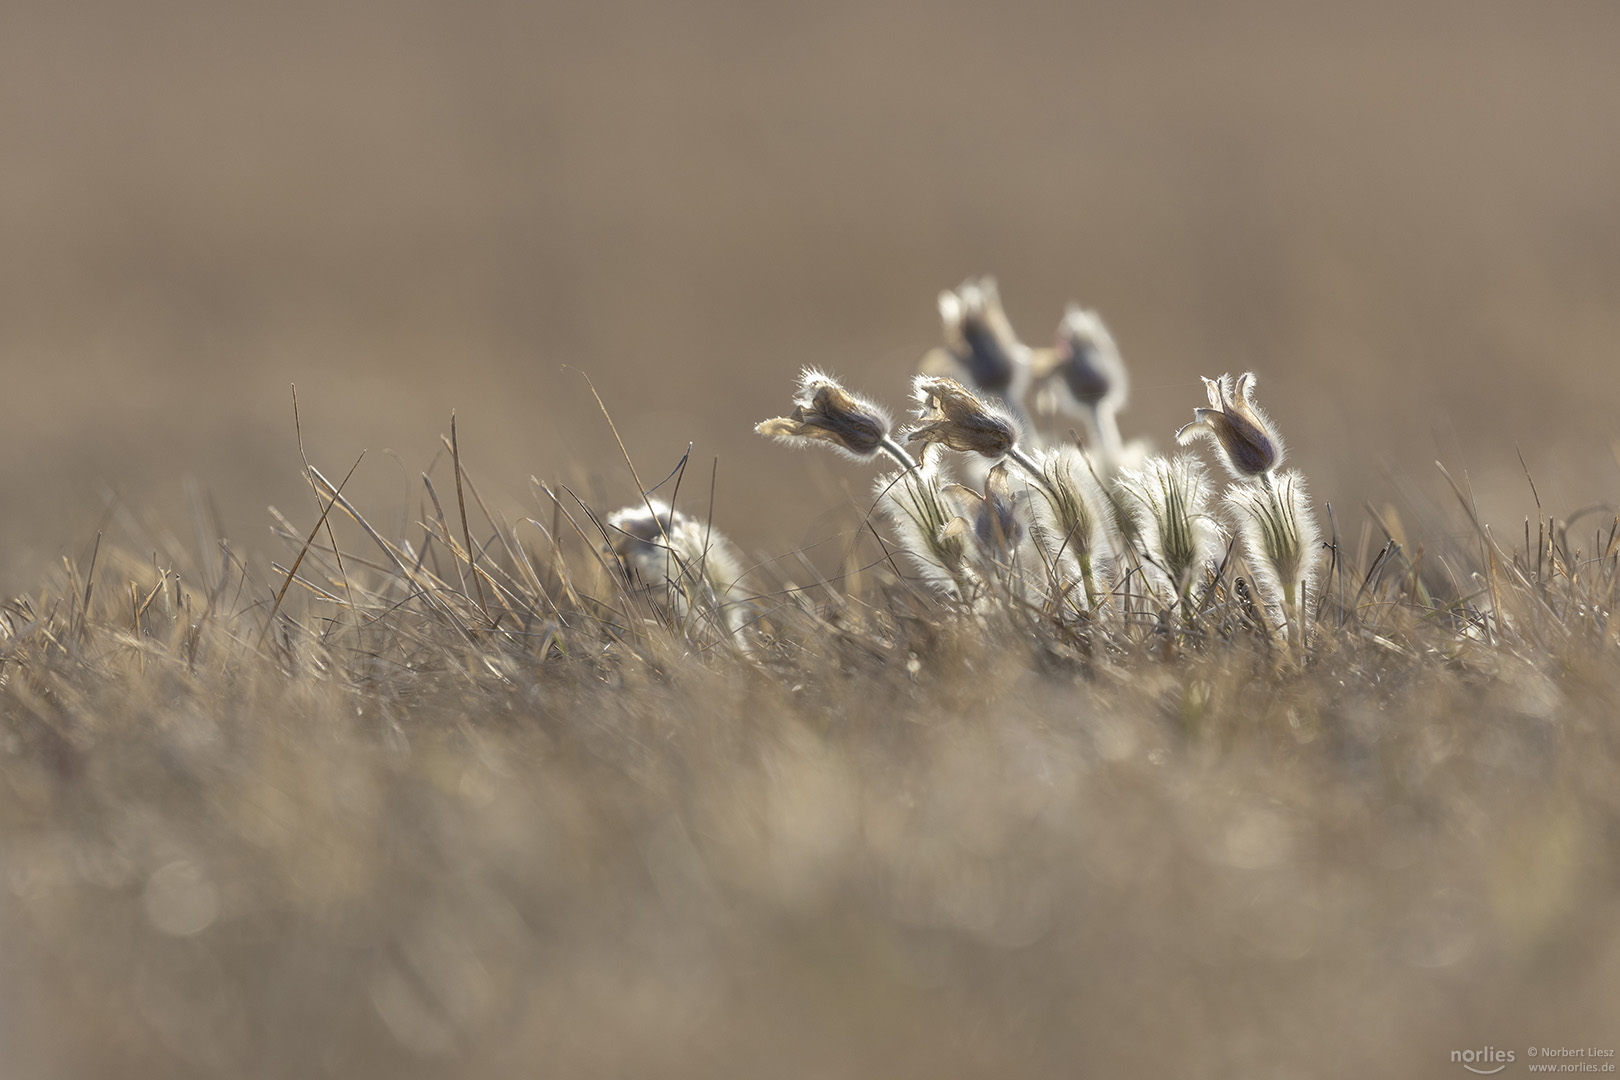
[1257,471,1306,651]
[1091,405,1123,468]
[879,436,919,471]
[1010,445,1103,611]
[1006,446,1059,499]
[1078,552,1101,614]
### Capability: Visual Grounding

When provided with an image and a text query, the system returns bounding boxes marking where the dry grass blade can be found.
[258,450,366,649]
[450,412,491,625]
[308,465,478,642]
[291,385,355,616]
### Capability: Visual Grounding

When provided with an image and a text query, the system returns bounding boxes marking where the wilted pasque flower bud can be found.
[904,376,1020,458]
[756,368,894,461]
[1175,372,1283,478]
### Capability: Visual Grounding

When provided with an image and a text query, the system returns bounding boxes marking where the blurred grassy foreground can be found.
[0,488,1613,1080]
[2,502,1619,1080]
[4,0,1620,1077]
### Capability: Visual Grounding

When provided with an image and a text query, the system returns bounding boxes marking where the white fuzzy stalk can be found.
[1115,454,1221,609]
[1224,470,1321,644]
[874,450,979,601]
[1023,445,1117,615]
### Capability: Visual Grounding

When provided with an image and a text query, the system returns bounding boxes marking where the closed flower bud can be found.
[1175,372,1283,478]
[920,277,1030,400]
[943,462,1024,562]
[1041,305,1127,411]
[756,368,894,461]
[904,376,1021,458]
[1034,305,1129,463]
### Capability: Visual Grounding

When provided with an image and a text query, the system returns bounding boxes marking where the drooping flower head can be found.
[1035,305,1129,463]
[904,375,1021,458]
[1175,372,1283,478]
[756,368,895,462]
[1042,305,1127,412]
[921,276,1030,401]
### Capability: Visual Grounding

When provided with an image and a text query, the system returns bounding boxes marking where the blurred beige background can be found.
[3,0,1619,586]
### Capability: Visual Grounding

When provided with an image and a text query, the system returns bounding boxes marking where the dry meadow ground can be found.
[3,2,1620,1077]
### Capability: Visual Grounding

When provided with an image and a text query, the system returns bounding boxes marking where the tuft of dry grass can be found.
[3,386,1619,1078]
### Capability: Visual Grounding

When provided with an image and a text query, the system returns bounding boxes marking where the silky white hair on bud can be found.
[1115,454,1221,605]
[1224,470,1321,643]
[1022,444,1117,615]
[604,499,751,640]
[874,447,980,601]
[756,368,915,469]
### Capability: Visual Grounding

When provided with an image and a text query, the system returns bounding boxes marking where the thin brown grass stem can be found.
[572,368,681,564]
[78,530,102,642]
[437,444,562,621]
[260,451,366,650]
[309,466,478,643]
[450,413,491,626]
[291,386,355,618]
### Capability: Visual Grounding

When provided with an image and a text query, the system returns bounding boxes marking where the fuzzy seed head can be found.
[904,376,1021,458]
[756,368,893,461]
[1176,372,1284,478]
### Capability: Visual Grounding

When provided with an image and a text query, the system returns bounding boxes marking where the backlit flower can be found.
[1175,372,1282,478]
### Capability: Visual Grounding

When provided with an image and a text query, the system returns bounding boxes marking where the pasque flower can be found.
[757,368,915,469]
[921,277,1031,402]
[1036,305,1128,462]
[1175,372,1282,478]
[904,376,1020,458]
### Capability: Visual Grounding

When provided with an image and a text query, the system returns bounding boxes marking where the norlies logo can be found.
[1453,1047,1516,1074]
